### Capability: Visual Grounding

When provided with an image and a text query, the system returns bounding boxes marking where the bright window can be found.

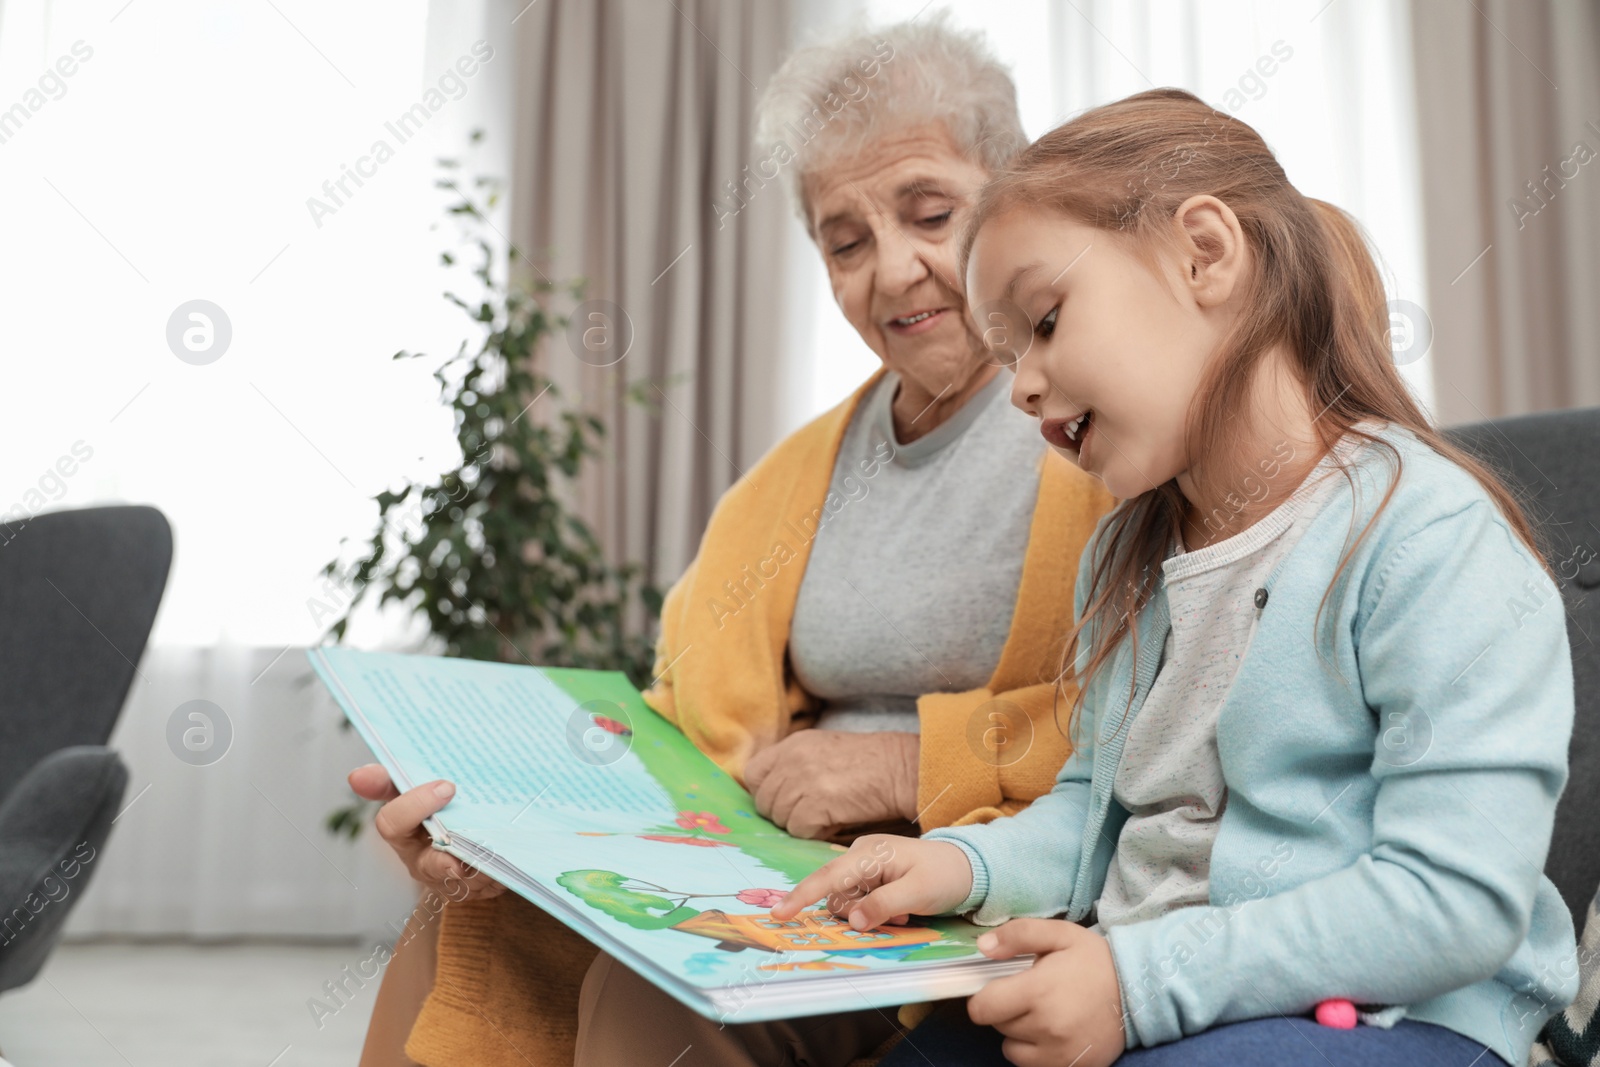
[0,0,505,648]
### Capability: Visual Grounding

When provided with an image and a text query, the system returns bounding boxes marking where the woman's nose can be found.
[874,225,929,293]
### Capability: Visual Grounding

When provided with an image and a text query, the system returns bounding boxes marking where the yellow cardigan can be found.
[406,370,1117,1067]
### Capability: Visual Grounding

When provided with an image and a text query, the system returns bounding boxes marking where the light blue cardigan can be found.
[926,422,1578,1065]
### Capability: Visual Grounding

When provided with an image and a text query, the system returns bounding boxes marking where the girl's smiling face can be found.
[964,199,1249,503]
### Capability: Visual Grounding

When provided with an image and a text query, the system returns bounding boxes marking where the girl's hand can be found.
[768,833,973,929]
[968,919,1127,1067]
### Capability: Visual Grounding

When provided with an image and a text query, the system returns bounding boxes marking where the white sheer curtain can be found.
[0,0,516,936]
[795,0,1435,423]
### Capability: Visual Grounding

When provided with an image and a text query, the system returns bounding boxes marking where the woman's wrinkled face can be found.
[803,125,990,396]
[964,204,1234,501]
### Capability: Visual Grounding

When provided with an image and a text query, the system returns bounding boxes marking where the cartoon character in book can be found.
[555,868,969,969]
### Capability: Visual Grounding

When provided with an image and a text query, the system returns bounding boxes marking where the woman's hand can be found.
[743,729,918,839]
[967,919,1127,1067]
[348,764,507,902]
[769,832,972,929]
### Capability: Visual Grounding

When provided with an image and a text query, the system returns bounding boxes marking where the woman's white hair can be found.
[752,10,1027,234]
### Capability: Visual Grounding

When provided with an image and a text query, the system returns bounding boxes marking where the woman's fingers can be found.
[742,744,776,792]
[752,762,814,837]
[784,803,838,842]
[749,764,777,816]
[357,776,509,898]
[763,775,801,834]
[360,773,500,891]
[755,766,834,840]
[458,862,507,897]
[418,848,469,885]
[373,780,457,845]
[348,763,402,802]
[421,850,505,897]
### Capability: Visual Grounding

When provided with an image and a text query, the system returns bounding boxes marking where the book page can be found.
[349,659,669,815]
[308,647,1007,1022]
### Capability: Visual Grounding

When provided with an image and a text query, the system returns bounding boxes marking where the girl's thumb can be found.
[978,918,1080,959]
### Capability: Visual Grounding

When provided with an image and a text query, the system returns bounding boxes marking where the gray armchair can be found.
[1444,407,1600,929]
[0,505,171,992]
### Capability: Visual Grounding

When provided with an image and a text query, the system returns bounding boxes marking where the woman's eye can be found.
[830,239,862,257]
[1035,306,1059,339]
[918,210,952,227]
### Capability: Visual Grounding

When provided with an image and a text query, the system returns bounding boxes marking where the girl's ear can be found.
[1173,194,1247,307]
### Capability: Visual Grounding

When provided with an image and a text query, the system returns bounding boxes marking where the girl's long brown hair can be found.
[957,88,1553,746]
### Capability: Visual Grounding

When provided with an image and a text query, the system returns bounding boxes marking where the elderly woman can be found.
[350,15,1116,1067]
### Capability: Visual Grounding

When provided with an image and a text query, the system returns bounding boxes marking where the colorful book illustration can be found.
[306,647,1031,1022]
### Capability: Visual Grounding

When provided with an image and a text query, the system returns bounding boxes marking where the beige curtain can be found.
[506,0,797,589]
[1410,0,1600,423]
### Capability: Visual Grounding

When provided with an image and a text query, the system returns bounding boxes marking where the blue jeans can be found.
[878,1001,1509,1066]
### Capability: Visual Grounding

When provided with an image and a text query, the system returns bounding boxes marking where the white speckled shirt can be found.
[1090,427,1376,932]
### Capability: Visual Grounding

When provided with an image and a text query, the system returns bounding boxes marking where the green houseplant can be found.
[321,132,661,837]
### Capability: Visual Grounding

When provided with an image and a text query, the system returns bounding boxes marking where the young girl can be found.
[770,88,1578,1067]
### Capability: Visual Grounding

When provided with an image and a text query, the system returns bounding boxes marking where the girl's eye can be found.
[1035,306,1059,339]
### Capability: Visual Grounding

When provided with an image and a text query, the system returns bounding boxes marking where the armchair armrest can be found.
[0,745,128,992]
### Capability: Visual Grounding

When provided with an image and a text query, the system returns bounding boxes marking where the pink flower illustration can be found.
[736,888,786,908]
[675,810,730,835]
[639,833,730,848]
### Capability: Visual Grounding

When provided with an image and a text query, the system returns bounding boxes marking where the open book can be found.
[307,646,1032,1023]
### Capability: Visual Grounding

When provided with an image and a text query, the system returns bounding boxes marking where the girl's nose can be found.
[1009,371,1043,417]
